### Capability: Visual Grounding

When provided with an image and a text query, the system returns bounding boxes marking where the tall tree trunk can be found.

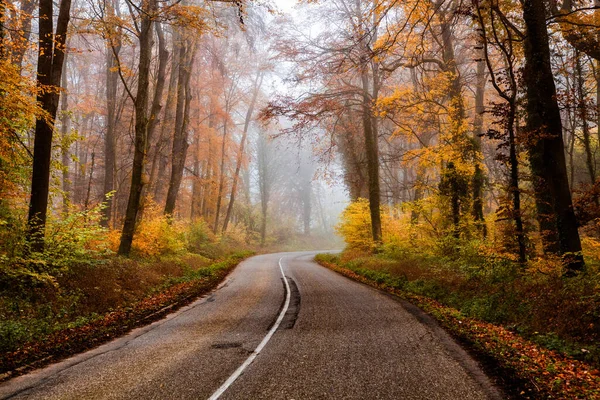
[102,1,121,227]
[213,117,228,232]
[27,0,72,251]
[508,107,527,264]
[164,37,194,216]
[146,22,168,153]
[191,138,201,219]
[118,0,155,256]
[222,71,263,233]
[84,152,95,209]
[439,12,471,238]
[596,60,600,144]
[0,0,5,58]
[302,186,311,235]
[361,66,382,245]
[60,52,71,215]
[522,0,584,272]
[472,45,487,237]
[575,51,596,185]
[138,21,168,220]
[150,34,179,203]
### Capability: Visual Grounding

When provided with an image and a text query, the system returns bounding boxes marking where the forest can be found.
[1,0,600,397]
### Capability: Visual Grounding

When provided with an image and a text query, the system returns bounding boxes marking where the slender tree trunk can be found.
[222,72,263,232]
[213,119,228,232]
[0,0,5,58]
[118,0,155,256]
[150,36,179,202]
[473,45,487,237]
[361,66,382,245]
[191,138,201,219]
[102,3,121,227]
[27,0,72,251]
[84,152,95,209]
[575,51,596,185]
[137,21,168,220]
[146,23,168,153]
[507,107,526,264]
[201,132,213,220]
[596,60,600,143]
[522,0,584,272]
[302,188,311,235]
[164,37,195,216]
[440,13,471,238]
[60,52,71,215]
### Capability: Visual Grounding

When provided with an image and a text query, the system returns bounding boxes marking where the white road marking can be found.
[207,256,291,400]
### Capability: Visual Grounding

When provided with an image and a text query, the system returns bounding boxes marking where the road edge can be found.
[0,253,252,386]
[314,257,519,400]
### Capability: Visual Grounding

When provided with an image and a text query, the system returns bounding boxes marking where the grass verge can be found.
[0,251,252,381]
[316,253,600,400]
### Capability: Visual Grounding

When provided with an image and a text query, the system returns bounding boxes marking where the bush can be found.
[107,203,187,257]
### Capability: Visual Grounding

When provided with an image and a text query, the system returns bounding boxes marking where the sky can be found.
[273,0,298,13]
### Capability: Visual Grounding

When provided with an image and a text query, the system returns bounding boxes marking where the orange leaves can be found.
[162,4,210,34]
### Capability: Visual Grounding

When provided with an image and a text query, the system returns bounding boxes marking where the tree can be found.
[27,0,72,251]
[164,33,196,216]
[118,0,156,256]
[101,0,122,227]
[522,0,584,272]
[222,70,264,232]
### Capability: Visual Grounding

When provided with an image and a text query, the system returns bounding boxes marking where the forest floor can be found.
[0,251,252,381]
[316,252,600,399]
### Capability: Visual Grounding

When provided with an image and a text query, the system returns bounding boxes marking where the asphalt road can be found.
[0,251,503,400]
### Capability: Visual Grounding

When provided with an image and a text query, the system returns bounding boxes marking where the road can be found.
[0,251,503,400]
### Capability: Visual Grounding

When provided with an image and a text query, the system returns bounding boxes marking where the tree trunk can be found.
[575,51,596,185]
[102,2,121,227]
[507,107,527,264]
[138,21,169,219]
[472,45,487,237]
[27,0,72,251]
[150,33,179,203]
[213,120,228,232]
[439,12,472,237]
[60,51,71,215]
[302,187,311,235]
[164,36,195,216]
[361,66,382,245]
[0,0,5,58]
[522,0,584,272]
[118,0,155,256]
[191,138,201,219]
[222,71,263,233]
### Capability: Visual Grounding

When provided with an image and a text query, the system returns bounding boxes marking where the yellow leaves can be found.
[0,58,38,204]
[336,199,416,251]
[336,199,375,251]
[129,202,187,257]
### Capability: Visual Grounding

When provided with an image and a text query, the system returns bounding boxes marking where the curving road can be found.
[0,252,503,400]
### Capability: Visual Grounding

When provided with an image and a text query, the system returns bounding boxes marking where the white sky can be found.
[273,0,298,13]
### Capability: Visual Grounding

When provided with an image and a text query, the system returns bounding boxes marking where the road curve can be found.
[0,252,503,400]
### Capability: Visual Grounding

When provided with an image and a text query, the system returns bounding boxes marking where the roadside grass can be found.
[0,251,253,379]
[316,251,600,399]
